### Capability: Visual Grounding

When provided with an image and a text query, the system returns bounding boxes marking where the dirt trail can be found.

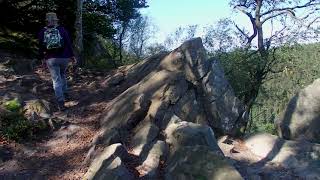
[0,67,115,179]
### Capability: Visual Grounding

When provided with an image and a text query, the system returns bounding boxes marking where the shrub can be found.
[4,99,21,112]
[1,99,48,141]
[0,111,33,141]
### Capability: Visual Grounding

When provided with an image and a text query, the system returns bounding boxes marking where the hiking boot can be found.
[57,101,66,111]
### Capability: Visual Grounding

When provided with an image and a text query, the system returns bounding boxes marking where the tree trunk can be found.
[74,0,83,66]
[243,0,268,132]
[119,34,123,65]
[118,22,128,65]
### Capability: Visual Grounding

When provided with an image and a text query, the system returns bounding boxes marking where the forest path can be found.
[0,66,115,179]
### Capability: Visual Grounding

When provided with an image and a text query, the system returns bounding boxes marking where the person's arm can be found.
[61,27,75,58]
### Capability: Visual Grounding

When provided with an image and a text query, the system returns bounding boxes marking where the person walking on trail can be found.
[38,12,77,111]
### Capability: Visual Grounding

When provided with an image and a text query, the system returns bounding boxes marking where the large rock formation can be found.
[244,133,320,179]
[84,38,247,179]
[275,79,320,143]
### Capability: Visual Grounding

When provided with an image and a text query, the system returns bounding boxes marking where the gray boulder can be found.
[164,117,221,153]
[83,143,133,180]
[85,156,133,180]
[276,78,320,143]
[164,117,243,179]
[137,140,169,179]
[165,145,243,180]
[245,133,320,179]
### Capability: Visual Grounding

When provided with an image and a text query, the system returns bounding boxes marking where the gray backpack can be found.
[43,27,63,50]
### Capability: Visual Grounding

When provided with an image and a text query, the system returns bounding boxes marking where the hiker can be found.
[38,12,76,111]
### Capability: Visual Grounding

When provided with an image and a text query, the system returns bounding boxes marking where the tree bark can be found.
[119,22,128,65]
[74,0,83,66]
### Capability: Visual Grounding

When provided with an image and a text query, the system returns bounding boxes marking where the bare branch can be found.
[234,5,254,19]
[261,0,320,17]
[307,17,320,28]
[290,10,320,32]
[234,5,258,45]
[261,11,288,24]
[268,25,287,45]
[234,23,249,39]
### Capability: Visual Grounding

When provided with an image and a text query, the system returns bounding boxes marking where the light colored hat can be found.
[46,12,59,21]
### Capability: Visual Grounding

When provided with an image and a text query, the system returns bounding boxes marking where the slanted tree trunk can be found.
[74,0,83,66]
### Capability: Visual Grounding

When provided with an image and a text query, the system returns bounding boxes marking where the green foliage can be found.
[0,0,76,35]
[1,99,32,141]
[4,99,21,112]
[85,56,116,70]
[0,0,76,55]
[1,112,33,141]
[249,43,320,134]
[195,175,206,180]
[218,49,260,103]
[82,0,148,68]
[0,0,148,69]
[219,43,320,134]
[83,13,115,39]
[0,30,38,56]
[1,99,48,141]
[248,114,277,134]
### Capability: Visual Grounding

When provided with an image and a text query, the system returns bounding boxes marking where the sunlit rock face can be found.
[276,78,320,143]
[96,38,247,140]
[244,133,320,179]
[84,38,246,179]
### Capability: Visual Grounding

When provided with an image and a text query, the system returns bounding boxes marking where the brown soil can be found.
[0,67,117,179]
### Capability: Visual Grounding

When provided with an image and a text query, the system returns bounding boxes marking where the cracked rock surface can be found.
[84,38,246,179]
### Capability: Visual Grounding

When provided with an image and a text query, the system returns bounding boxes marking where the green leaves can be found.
[219,43,320,134]
[4,99,21,112]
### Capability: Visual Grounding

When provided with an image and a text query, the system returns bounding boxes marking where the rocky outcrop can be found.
[85,38,246,179]
[275,79,320,143]
[94,38,246,146]
[244,133,320,179]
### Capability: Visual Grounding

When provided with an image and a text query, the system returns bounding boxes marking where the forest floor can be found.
[0,65,117,179]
